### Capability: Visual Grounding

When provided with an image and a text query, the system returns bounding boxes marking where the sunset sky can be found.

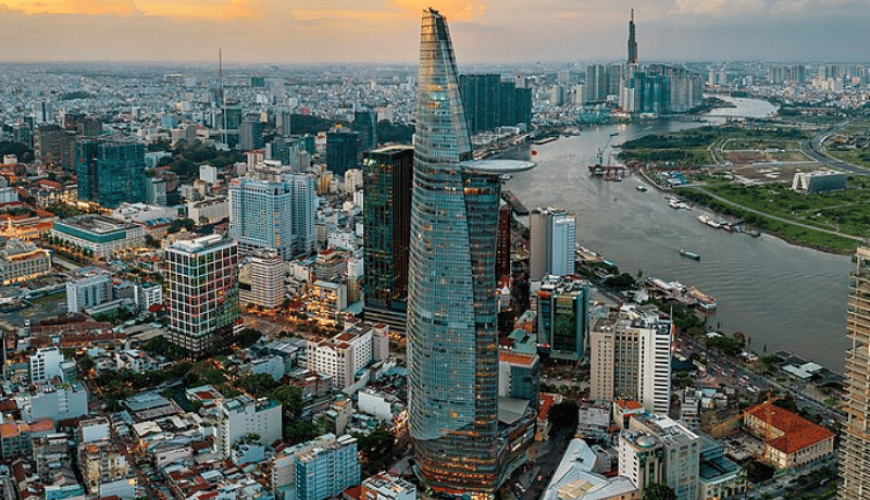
[0,0,868,63]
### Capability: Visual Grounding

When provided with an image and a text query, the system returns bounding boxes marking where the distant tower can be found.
[627,9,638,65]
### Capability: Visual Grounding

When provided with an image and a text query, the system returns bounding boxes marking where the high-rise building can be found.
[536,276,588,361]
[33,124,75,170]
[229,164,316,260]
[585,64,610,102]
[590,306,672,414]
[496,204,512,280]
[407,9,535,495]
[295,435,361,500]
[75,140,147,209]
[353,110,378,151]
[239,114,265,151]
[326,131,360,177]
[459,75,533,134]
[239,248,285,310]
[627,9,638,65]
[529,207,576,281]
[840,246,870,500]
[362,146,413,332]
[166,235,240,354]
[216,395,282,458]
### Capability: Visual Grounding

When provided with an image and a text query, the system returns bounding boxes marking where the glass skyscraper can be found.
[407,9,534,496]
[76,139,146,209]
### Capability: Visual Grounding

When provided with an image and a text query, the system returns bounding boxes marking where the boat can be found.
[533,136,558,145]
[698,214,709,224]
[688,286,718,311]
[636,185,648,192]
[706,219,722,229]
[679,250,701,261]
[719,221,734,232]
[746,229,761,238]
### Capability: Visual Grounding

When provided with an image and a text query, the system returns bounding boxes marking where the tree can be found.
[642,483,677,500]
[548,400,579,436]
[285,420,318,444]
[270,385,303,418]
[235,328,262,348]
[236,373,279,396]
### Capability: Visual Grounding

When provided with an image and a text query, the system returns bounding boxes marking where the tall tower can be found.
[627,9,638,65]
[840,246,870,500]
[407,8,534,496]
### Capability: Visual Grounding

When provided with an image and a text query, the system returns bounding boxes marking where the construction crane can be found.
[596,132,619,166]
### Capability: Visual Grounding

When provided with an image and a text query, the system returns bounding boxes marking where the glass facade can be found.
[76,140,147,209]
[408,9,501,495]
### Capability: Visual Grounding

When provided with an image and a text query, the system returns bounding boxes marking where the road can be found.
[518,429,572,500]
[677,333,845,424]
[683,186,865,242]
[801,123,868,175]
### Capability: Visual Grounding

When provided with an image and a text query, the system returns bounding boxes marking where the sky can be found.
[0,0,868,64]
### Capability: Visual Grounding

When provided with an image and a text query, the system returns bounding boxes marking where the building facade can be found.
[76,140,147,209]
[216,395,282,458]
[407,9,535,495]
[229,168,316,259]
[0,239,51,286]
[362,145,413,331]
[239,248,285,309]
[295,435,360,500]
[536,276,588,361]
[529,207,576,281]
[166,235,240,354]
[326,131,360,177]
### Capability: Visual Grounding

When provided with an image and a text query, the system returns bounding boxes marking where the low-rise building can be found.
[52,215,145,259]
[215,395,282,458]
[361,473,417,500]
[0,239,51,285]
[743,401,835,469]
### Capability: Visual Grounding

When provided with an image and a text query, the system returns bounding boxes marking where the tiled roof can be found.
[745,401,834,454]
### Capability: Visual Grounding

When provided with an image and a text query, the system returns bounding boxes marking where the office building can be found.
[216,395,282,458]
[536,276,588,360]
[498,351,540,402]
[0,239,51,286]
[240,114,265,151]
[590,306,671,414]
[459,74,533,134]
[166,235,240,354]
[353,110,378,151]
[362,146,413,331]
[306,322,389,391]
[361,473,417,500]
[627,10,638,65]
[496,204,512,280]
[239,248,285,310]
[841,246,870,499]
[585,65,610,102]
[28,347,65,385]
[326,130,360,177]
[52,215,145,259]
[66,273,113,314]
[407,9,535,495]
[530,207,576,281]
[76,139,147,209]
[33,124,75,170]
[627,414,701,500]
[295,435,360,500]
[229,166,316,259]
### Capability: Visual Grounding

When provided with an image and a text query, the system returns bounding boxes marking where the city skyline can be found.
[1,0,870,64]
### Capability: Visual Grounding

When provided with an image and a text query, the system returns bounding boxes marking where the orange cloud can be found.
[0,0,262,19]
[391,0,487,21]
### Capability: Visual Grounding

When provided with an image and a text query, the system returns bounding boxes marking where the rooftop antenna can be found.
[631,8,634,22]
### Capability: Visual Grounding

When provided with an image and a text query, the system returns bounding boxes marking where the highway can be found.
[801,123,869,175]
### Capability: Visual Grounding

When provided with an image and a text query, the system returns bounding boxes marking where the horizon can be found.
[1,1,869,64]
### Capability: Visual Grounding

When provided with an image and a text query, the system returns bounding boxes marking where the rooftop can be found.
[745,401,834,454]
[459,159,536,175]
[56,214,136,234]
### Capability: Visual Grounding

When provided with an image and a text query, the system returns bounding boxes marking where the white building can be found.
[792,170,848,193]
[52,215,145,259]
[215,395,282,458]
[66,273,113,314]
[628,414,701,500]
[361,473,416,500]
[239,248,285,309]
[530,207,576,280]
[0,187,19,204]
[20,382,89,424]
[134,282,162,312]
[110,203,178,224]
[306,323,389,390]
[28,347,65,385]
[187,197,229,225]
[590,306,672,415]
[200,164,218,184]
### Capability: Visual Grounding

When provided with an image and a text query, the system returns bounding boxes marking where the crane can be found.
[596,132,619,166]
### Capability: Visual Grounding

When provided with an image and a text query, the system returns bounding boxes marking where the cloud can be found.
[0,0,264,19]
[391,0,487,21]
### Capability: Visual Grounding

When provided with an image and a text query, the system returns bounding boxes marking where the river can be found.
[501,97,852,372]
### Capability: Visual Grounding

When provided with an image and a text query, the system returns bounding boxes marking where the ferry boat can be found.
[688,286,718,311]
[679,250,700,261]
[698,214,709,224]
[636,185,648,192]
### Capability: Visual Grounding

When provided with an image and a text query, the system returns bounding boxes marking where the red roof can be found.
[745,401,834,454]
[616,399,643,410]
[538,394,555,421]
[499,351,536,367]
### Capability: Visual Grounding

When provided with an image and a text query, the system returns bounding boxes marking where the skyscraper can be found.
[326,130,360,177]
[407,9,534,495]
[362,146,413,332]
[166,235,240,355]
[75,139,147,209]
[496,204,512,280]
[627,9,638,65]
[840,246,870,500]
[229,164,316,260]
[529,207,577,281]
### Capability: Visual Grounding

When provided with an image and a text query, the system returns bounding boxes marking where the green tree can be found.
[285,420,319,444]
[236,373,279,396]
[642,483,677,500]
[270,385,304,418]
[548,400,579,436]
